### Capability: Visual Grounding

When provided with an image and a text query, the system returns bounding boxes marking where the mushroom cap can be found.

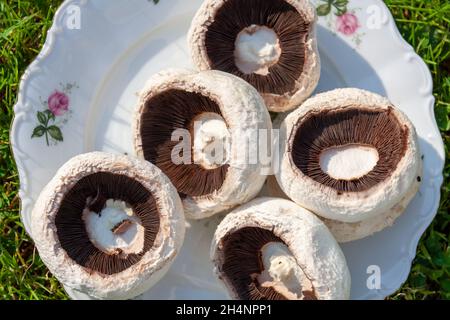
[188,0,320,112]
[212,197,351,300]
[261,174,422,242]
[322,163,422,242]
[133,69,272,220]
[31,152,185,300]
[277,88,422,223]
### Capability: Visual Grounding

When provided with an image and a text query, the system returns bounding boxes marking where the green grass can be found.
[0,0,449,300]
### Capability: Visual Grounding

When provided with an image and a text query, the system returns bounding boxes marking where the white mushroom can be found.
[212,197,351,300]
[31,152,185,300]
[133,69,272,220]
[276,88,423,223]
[188,0,320,112]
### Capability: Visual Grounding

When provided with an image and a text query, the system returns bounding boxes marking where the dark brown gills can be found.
[139,89,229,198]
[291,107,408,193]
[55,172,160,275]
[205,0,310,95]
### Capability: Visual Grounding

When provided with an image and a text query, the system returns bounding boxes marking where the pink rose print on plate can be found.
[337,13,360,36]
[32,82,77,146]
[48,90,69,116]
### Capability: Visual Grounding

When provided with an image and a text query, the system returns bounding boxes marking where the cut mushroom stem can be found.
[234,25,282,76]
[83,199,145,256]
[191,112,230,170]
[257,242,315,300]
[320,144,380,181]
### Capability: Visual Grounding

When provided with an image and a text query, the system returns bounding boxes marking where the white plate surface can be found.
[11,0,444,300]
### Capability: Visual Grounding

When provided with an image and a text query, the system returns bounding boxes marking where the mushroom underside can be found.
[219,227,316,300]
[56,172,160,275]
[139,89,229,198]
[291,107,409,193]
[204,0,310,95]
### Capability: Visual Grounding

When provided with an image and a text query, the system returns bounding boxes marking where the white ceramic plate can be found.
[11,0,445,300]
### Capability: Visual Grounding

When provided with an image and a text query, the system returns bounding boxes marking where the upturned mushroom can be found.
[133,69,272,220]
[276,88,423,224]
[188,0,320,112]
[212,197,351,300]
[31,152,185,300]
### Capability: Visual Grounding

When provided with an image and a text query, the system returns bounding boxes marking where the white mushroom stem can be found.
[257,242,313,299]
[319,144,380,180]
[191,112,231,170]
[234,25,281,76]
[83,199,145,255]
